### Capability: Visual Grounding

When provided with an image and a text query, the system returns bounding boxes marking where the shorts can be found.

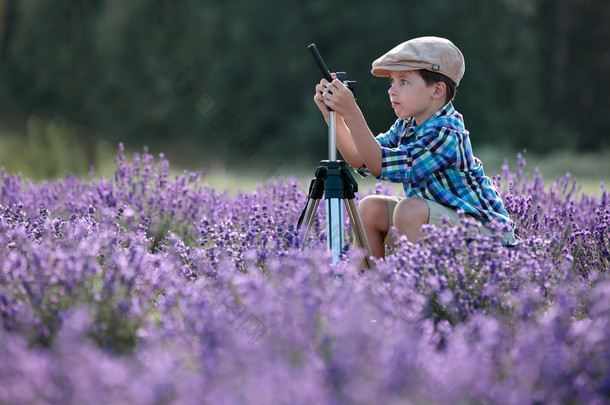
[383,196,516,246]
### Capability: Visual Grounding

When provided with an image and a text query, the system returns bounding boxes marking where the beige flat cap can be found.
[371,36,465,86]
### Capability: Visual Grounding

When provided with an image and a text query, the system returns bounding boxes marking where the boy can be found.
[313,36,515,259]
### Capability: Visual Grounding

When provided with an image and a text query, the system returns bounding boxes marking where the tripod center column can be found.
[328,110,337,161]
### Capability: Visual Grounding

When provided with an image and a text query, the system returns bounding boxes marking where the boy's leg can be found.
[358,195,390,259]
[392,197,430,242]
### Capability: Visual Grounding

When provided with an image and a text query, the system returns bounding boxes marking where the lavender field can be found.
[1,145,609,404]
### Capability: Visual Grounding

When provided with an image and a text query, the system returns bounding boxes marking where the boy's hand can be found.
[323,79,357,118]
[314,78,330,121]
[314,73,357,121]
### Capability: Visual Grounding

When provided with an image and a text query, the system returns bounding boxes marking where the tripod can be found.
[297,44,373,269]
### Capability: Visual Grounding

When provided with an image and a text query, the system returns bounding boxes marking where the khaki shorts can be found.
[383,196,516,246]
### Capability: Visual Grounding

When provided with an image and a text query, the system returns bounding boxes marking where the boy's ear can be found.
[432,82,447,99]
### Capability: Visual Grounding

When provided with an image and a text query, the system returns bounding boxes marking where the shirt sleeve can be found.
[378,125,458,183]
[354,119,404,178]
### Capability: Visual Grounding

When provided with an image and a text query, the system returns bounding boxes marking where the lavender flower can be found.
[0,146,608,404]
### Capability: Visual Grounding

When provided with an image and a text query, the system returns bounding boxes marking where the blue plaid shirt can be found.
[356,102,513,227]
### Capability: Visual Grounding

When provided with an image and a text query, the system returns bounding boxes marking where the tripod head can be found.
[308,44,357,99]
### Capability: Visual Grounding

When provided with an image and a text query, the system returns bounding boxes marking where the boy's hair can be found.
[417,69,457,103]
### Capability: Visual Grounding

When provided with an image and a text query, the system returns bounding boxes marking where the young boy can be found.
[313,36,515,259]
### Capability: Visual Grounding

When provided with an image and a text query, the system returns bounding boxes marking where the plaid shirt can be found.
[356,102,513,227]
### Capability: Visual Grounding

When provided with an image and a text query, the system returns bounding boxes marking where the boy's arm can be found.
[340,107,382,177]
[322,79,382,177]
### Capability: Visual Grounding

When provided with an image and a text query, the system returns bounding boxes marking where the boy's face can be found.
[387,70,439,124]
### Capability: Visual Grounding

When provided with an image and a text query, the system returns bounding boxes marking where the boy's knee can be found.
[393,197,430,225]
[359,196,383,217]
[358,196,389,228]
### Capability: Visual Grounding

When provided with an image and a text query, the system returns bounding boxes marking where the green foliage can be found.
[0,115,114,180]
[0,0,609,167]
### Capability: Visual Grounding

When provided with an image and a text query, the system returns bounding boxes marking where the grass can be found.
[475,147,609,197]
[202,147,609,198]
[0,119,607,197]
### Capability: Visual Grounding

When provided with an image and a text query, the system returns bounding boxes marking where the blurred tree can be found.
[537,0,610,151]
[0,0,608,169]
[0,0,9,62]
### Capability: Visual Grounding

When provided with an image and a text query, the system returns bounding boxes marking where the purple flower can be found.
[0,147,608,404]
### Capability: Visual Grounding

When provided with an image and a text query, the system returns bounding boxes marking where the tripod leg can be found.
[298,198,321,242]
[297,167,327,242]
[345,198,373,270]
[326,198,344,265]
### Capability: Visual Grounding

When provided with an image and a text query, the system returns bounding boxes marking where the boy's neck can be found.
[413,100,450,126]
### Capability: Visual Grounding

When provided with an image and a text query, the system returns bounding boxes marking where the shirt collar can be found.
[408,101,455,131]
[401,101,457,136]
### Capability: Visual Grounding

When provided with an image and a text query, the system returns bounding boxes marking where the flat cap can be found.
[371,36,465,86]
